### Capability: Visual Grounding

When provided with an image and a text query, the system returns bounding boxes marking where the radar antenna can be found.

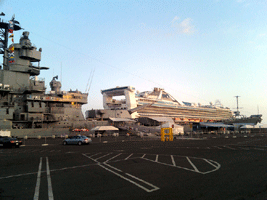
[234,96,242,117]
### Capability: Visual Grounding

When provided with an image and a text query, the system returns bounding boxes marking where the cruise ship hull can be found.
[136,104,233,122]
[97,86,234,123]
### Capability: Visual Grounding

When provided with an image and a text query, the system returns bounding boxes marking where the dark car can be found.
[0,137,23,148]
[63,135,92,145]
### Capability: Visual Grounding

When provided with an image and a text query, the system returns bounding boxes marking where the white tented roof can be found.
[240,125,255,129]
[90,126,119,131]
[158,122,184,134]
[109,118,135,122]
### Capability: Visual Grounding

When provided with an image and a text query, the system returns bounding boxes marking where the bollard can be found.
[98,134,101,142]
[23,135,27,146]
[52,135,55,139]
[42,136,48,146]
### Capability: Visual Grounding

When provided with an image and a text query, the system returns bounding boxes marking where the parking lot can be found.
[0,135,267,199]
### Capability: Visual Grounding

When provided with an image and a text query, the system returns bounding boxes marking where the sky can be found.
[1,0,267,123]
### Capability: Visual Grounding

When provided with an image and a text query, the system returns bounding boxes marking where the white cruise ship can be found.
[100,86,233,122]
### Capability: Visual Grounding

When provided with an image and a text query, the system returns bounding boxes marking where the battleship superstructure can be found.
[86,86,234,122]
[0,14,88,131]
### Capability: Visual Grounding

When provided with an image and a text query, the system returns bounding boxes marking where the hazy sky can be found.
[1,0,267,123]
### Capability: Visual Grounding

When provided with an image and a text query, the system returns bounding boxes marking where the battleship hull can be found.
[222,115,262,125]
[1,120,110,138]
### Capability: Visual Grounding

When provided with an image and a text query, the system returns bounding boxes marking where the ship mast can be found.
[234,95,241,117]
[0,13,22,66]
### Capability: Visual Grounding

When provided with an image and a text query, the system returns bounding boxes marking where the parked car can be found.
[0,137,22,148]
[63,136,92,145]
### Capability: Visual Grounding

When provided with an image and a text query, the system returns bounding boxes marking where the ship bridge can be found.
[101,86,137,113]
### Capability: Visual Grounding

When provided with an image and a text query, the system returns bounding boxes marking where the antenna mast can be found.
[234,96,241,117]
[60,62,62,83]
[0,13,22,68]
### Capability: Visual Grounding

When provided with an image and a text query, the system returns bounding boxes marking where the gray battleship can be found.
[222,114,262,125]
[221,96,262,125]
[0,14,91,136]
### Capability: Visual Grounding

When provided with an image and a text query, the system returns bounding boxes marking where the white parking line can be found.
[82,153,99,163]
[203,159,219,168]
[33,157,54,200]
[253,148,265,151]
[155,155,158,162]
[104,153,122,163]
[224,146,236,150]
[125,153,133,160]
[46,157,54,200]
[141,154,146,158]
[33,157,42,200]
[50,163,99,173]
[90,152,102,158]
[239,147,250,150]
[141,157,198,173]
[95,153,112,161]
[125,173,160,192]
[103,163,122,172]
[171,155,176,166]
[186,157,200,172]
[98,164,159,193]
[84,153,159,193]
[0,171,39,180]
[65,151,76,154]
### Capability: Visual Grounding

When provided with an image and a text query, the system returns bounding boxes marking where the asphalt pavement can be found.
[0,135,267,200]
